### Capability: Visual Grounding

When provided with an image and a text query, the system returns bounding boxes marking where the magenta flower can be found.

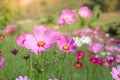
[15,76,30,80]
[106,55,116,67]
[5,25,17,35]
[89,42,104,53]
[16,34,26,46]
[24,26,55,54]
[89,57,104,66]
[57,37,76,53]
[116,55,120,63]
[111,65,120,80]
[75,50,85,61]
[58,9,76,24]
[0,58,5,69]
[78,6,91,19]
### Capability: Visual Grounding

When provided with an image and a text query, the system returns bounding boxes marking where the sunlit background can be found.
[0,0,120,37]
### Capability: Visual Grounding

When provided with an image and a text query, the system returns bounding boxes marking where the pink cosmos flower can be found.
[111,65,120,80]
[116,55,120,63]
[15,76,30,80]
[16,34,26,46]
[58,9,76,24]
[105,46,116,52]
[0,58,5,69]
[24,26,55,55]
[5,25,17,35]
[78,6,91,19]
[89,42,104,53]
[52,32,64,43]
[57,37,76,53]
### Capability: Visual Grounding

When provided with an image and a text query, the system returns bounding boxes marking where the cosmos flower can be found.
[73,37,82,47]
[105,46,116,53]
[0,58,5,69]
[5,25,17,35]
[48,78,58,80]
[78,6,91,19]
[58,9,76,24]
[57,37,76,53]
[16,34,26,46]
[89,57,104,66]
[111,65,120,80]
[80,36,92,44]
[74,61,83,69]
[15,76,30,80]
[106,55,116,67]
[89,42,103,53]
[75,50,85,61]
[24,26,55,54]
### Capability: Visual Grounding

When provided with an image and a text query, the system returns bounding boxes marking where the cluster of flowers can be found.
[73,27,120,67]
[74,51,84,69]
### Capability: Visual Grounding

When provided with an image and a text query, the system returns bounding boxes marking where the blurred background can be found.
[0,0,120,37]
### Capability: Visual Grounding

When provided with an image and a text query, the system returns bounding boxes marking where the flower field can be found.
[0,5,120,80]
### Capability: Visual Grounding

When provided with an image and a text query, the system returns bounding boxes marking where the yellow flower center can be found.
[38,41,45,47]
[63,45,69,50]
[118,74,120,78]
[77,63,81,67]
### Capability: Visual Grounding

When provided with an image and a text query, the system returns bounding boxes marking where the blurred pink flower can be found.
[111,65,120,80]
[57,37,76,53]
[15,76,30,80]
[5,25,17,35]
[58,9,76,24]
[105,46,116,52]
[24,26,55,55]
[89,42,104,53]
[116,55,120,63]
[0,58,5,69]
[54,25,60,30]
[16,34,26,46]
[78,6,91,19]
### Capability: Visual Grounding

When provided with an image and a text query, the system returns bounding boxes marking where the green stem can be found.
[59,53,66,79]
[41,53,45,80]
[30,53,33,79]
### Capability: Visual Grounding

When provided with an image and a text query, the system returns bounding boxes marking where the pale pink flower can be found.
[111,65,120,80]
[57,37,76,53]
[58,9,76,24]
[89,42,104,53]
[16,34,26,46]
[105,46,116,52]
[24,26,55,54]
[78,6,91,19]
[5,25,17,35]
[15,76,30,80]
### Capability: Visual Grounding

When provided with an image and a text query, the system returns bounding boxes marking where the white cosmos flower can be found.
[73,37,83,47]
[80,36,92,44]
